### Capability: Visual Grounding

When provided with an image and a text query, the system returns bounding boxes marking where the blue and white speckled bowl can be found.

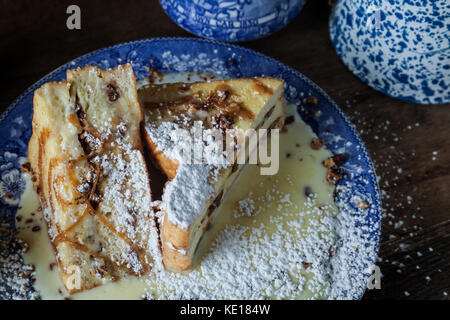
[159,0,307,42]
[329,0,449,104]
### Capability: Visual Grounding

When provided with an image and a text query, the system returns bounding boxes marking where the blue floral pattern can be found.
[329,0,449,104]
[0,165,26,206]
[159,0,307,42]
[0,38,381,299]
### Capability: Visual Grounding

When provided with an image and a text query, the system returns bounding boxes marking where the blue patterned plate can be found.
[0,37,381,299]
[159,0,307,42]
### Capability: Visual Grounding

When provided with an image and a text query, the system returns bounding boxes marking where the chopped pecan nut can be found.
[216,89,230,104]
[323,157,336,169]
[22,162,31,173]
[200,103,210,111]
[212,114,234,130]
[89,192,102,209]
[20,265,35,279]
[323,154,345,185]
[302,262,312,269]
[94,265,108,278]
[332,154,345,167]
[306,96,318,105]
[356,201,369,209]
[326,167,344,185]
[323,154,345,168]
[310,138,325,150]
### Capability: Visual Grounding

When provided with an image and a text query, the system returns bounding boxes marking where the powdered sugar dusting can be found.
[144,195,338,299]
[0,231,39,300]
[162,164,217,230]
[145,120,230,167]
[96,133,160,272]
[233,194,257,218]
[146,119,231,230]
[145,121,183,162]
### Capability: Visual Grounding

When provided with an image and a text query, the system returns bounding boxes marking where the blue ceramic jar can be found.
[160,0,307,42]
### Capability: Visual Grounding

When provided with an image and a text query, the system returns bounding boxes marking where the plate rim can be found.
[0,36,382,300]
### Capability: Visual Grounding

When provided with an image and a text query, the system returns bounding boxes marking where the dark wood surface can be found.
[1,0,449,300]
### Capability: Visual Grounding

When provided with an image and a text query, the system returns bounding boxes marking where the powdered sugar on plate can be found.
[0,230,39,300]
[233,194,257,218]
[144,195,338,300]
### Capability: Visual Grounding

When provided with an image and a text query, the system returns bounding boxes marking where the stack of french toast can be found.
[27,63,285,294]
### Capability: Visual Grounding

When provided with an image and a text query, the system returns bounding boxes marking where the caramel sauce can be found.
[252,79,274,95]
[54,206,90,239]
[39,127,51,147]
[67,114,82,130]
[144,95,194,112]
[31,97,152,284]
[95,214,134,247]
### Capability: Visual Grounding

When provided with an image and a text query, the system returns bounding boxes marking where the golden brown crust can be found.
[160,212,191,270]
[161,212,190,248]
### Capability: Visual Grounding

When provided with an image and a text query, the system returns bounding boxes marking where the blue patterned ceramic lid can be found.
[329,0,449,104]
[159,0,307,42]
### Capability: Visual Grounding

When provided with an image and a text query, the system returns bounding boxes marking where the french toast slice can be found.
[139,77,285,271]
[28,64,159,294]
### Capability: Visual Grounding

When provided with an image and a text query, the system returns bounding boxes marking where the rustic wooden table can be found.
[1,0,449,300]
